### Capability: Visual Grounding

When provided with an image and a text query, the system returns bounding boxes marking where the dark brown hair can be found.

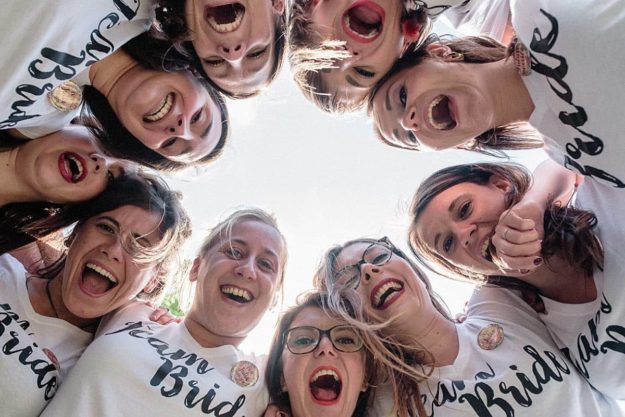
[265,291,374,417]
[409,163,604,284]
[368,34,543,152]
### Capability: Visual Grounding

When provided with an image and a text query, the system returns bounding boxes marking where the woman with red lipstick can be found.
[371,0,625,190]
[265,292,373,417]
[41,208,288,417]
[0,172,191,416]
[409,162,625,411]
[316,236,608,417]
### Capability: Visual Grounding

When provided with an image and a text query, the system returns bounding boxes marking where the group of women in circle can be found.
[1,0,624,416]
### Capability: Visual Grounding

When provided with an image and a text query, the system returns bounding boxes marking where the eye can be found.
[106,171,114,184]
[443,236,453,253]
[459,201,472,219]
[354,67,375,78]
[258,258,276,272]
[161,137,177,149]
[191,108,204,124]
[224,247,244,260]
[96,222,116,234]
[406,131,418,145]
[399,86,407,108]
[204,57,225,67]
[293,336,315,347]
[336,335,357,345]
[247,47,268,59]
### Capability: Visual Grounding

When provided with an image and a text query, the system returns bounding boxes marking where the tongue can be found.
[82,270,112,295]
[432,96,453,127]
[311,386,339,401]
[351,6,380,25]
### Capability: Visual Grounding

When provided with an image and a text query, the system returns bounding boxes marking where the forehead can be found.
[88,205,163,236]
[290,306,342,329]
[335,242,372,266]
[227,220,283,253]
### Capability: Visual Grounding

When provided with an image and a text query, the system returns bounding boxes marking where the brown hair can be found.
[409,163,604,284]
[288,0,429,114]
[368,34,543,152]
[314,238,452,417]
[265,291,374,417]
[36,171,192,304]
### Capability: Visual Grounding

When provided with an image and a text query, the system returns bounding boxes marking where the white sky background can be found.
[168,21,548,353]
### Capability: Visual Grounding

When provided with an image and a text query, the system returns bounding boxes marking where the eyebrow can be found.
[345,74,364,88]
[385,87,392,112]
[231,238,279,260]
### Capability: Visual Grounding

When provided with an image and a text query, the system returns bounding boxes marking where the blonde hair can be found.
[314,238,452,417]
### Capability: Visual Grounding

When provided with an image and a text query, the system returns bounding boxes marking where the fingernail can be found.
[520,269,530,274]
[534,257,543,266]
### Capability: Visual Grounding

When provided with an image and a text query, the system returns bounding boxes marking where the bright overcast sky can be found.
[167,21,548,353]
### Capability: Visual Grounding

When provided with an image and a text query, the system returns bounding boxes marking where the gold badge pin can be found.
[48,80,83,112]
[477,323,504,350]
[230,360,259,387]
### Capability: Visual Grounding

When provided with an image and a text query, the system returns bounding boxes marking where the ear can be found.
[361,381,368,392]
[189,257,201,283]
[143,274,160,294]
[272,0,285,15]
[400,20,424,57]
[489,174,512,193]
[425,43,453,59]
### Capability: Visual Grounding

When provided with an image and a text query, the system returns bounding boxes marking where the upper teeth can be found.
[207,9,244,33]
[312,369,339,382]
[344,15,379,39]
[145,93,174,122]
[66,155,83,181]
[481,239,491,259]
[86,263,117,284]
[428,95,450,130]
[222,286,252,301]
[373,281,402,306]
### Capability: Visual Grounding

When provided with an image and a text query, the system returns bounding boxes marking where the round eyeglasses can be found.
[334,237,395,289]
[284,325,364,354]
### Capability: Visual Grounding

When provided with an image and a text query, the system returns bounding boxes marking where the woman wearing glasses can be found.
[41,208,287,417]
[315,237,607,417]
[265,291,373,417]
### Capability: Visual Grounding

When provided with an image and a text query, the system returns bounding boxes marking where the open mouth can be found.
[309,368,342,404]
[143,93,174,123]
[428,95,457,130]
[58,152,87,183]
[481,238,495,262]
[342,1,384,43]
[205,3,245,33]
[370,279,404,310]
[79,263,118,296]
[220,285,253,303]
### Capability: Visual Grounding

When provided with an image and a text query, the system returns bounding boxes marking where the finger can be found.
[499,210,535,231]
[493,237,542,258]
[499,254,543,271]
[495,227,540,245]
[148,306,169,322]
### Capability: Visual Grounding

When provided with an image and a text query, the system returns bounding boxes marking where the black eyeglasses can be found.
[283,325,364,354]
[334,237,397,289]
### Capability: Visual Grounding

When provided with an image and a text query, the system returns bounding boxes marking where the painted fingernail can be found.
[534,257,543,266]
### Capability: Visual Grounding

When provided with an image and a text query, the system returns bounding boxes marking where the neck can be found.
[399,310,459,367]
[0,148,38,207]
[89,49,139,100]
[484,58,535,126]
[515,257,596,303]
[184,316,246,349]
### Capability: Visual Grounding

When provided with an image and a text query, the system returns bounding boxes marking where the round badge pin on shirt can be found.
[477,323,504,350]
[48,80,83,112]
[230,360,259,387]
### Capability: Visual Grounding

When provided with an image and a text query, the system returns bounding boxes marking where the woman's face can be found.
[111,70,223,163]
[312,0,407,105]
[333,241,433,326]
[16,127,127,204]
[187,220,285,339]
[281,307,365,417]
[371,55,494,150]
[185,0,284,96]
[61,205,163,318]
[414,176,512,276]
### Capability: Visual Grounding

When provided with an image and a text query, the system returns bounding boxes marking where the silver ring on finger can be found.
[503,228,509,241]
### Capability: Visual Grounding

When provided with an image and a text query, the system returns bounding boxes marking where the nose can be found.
[219,42,245,61]
[234,259,257,280]
[359,263,381,286]
[340,47,361,70]
[166,114,191,138]
[401,105,420,132]
[453,221,477,247]
[101,238,123,263]
[314,334,337,357]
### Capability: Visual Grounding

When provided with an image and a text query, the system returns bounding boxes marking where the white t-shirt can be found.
[539,179,625,412]
[0,0,153,138]
[373,286,604,417]
[41,302,269,417]
[0,255,92,417]
[510,0,625,189]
